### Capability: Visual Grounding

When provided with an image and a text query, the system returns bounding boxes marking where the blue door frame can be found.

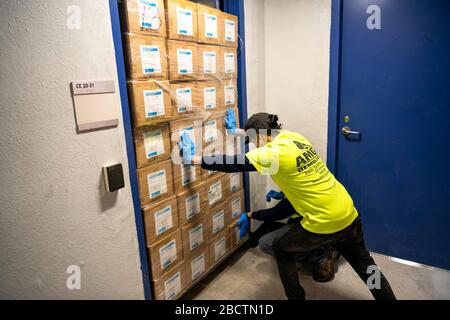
[326,0,342,175]
[109,0,249,299]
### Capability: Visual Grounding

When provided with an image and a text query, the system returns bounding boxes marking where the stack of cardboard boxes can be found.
[120,0,246,300]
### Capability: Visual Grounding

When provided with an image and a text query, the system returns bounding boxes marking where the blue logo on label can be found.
[142,47,159,52]
[145,91,162,96]
[151,190,161,197]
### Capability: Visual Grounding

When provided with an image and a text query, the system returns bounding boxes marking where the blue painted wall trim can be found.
[326,0,342,175]
[222,0,250,212]
[109,0,152,300]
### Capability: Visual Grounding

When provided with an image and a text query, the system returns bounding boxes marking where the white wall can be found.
[265,0,331,160]
[244,0,332,208]
[0,0,144,299]
[244,0,268,217]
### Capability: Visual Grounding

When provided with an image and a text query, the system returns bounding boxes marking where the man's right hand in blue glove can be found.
[237,212,250,239]
[177,131,196,164]
[265,190,285,202]
[224,108,237,134]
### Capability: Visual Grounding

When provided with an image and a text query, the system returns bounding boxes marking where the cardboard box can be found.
[134,123,172,168]
[167,40,199,81]
[124,34,168,80]
[170,82,201,115]
[181,214,211,258]
[221,47,237,80]
[172,162,202,194]
[185,245,211,286]
[197,4,221,45]
[197,44,223,81]
[202,111,225,148]
[204,173,229,209]
[208,228,229,266]
[128,80,176,127]
[152,261,188,300]
[165,0,198,42]
[219,78,237,109]
[208,201,229,237]
[196,81,223,112]
[176,183,208,226]
[143,195,179,243]
[220,12,238,47]
[148,228,183,279]
[169,117,204,162]
[228,220,249,250]
[121,0,167,37]
[137,159,174,207]
[228,189,245,223]
[201,142,225,179]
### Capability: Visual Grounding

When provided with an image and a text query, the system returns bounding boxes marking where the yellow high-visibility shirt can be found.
[246,130,358,234]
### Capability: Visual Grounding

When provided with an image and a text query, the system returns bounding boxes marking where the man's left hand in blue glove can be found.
[237,212,251,239]
[224,108,237,134]
[177,131,196,164]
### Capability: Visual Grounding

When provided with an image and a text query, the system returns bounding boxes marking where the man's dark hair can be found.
[244,112,282,134]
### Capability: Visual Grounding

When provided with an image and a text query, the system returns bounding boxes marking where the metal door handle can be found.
[342,126,361,136]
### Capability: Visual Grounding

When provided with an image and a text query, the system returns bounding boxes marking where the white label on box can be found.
[159,239,177,270]
[186,193,201,220]
[154,205,173,236]
[225,19,236,42]
[231,197,242,219]
[181,164,197,186]
[191,253,206,281]
[189,223,204,251]
[204,119,218,143]
[224,85,235,105]
[212,210,225,234]
[208,181,222,205]
[230,173,240,192]
[176,87,193,113]
[204,14,218,38]
[177,49,193,74]
[204,87,216,109]
[147,169,168,199]
[143,89,165,118]
[138,0,159,29]
[236,136,243,154]
[143,129,164,159]
[203,51,216,74]
[140,45,162,74]
[176,7,193,35]
[164,271,181,300]
[214,237,226,261]
[224,53,235,74]
[235,227,242,243]
[226,138,236,155]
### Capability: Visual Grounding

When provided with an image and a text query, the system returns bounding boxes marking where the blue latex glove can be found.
[265,190,284,202]
[177,131,196,164]
[237,212,250,239]
[224,108,237,134]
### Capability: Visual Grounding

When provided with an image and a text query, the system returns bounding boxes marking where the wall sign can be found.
[71,80,119,132]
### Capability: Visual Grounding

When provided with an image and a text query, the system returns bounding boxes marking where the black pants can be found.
[272,217,396,300]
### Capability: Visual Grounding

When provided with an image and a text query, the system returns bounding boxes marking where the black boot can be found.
[312,247,337,283]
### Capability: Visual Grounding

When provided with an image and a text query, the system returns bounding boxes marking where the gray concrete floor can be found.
[183,247,450,300]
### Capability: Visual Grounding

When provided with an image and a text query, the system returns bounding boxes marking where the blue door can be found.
[335,0,450,269]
